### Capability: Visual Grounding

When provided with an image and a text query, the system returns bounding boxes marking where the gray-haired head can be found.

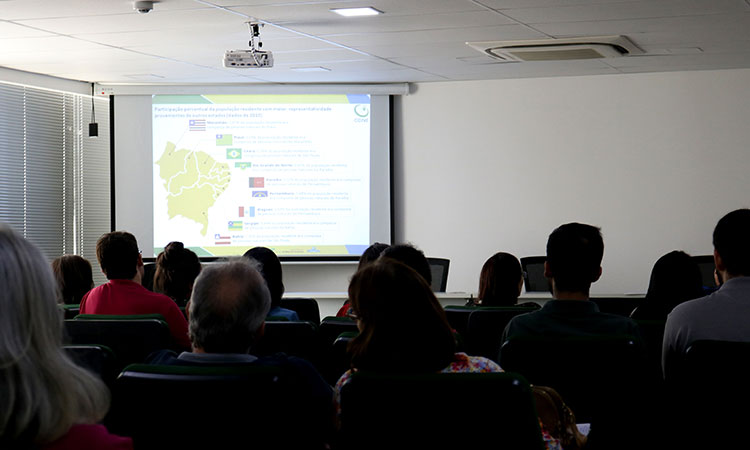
[188,259,271,353]
[0,224,109,444]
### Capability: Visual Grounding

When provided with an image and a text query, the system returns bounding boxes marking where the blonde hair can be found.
[0,225,110,445]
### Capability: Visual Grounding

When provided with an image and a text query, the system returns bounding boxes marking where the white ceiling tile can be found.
[503,0,750,24]
[0,0,208,21]
[280,11,515,35]
[0,21,55,39]
[534,13,750,42]
[320,24,544,47]
[15,8,233,35]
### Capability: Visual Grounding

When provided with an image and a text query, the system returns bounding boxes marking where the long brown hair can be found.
[478,252,522,306]
[348,259,456,373]
[51,255,94,305]
[154,242,201,305]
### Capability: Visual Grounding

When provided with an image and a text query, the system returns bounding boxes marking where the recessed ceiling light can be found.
[330,7,383,17]
[291,66,331,73]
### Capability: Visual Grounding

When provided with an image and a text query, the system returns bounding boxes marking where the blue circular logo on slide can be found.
[354,104,370,118]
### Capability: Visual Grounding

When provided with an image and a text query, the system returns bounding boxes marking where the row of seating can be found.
[62,297,661,384]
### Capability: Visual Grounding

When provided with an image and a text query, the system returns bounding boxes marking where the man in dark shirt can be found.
[503,222,640,340]
[501,223,646,450]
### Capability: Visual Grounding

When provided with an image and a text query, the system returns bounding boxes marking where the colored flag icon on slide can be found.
[189,119,206,131]
[228,221,243,230]
[249,177,264,188]
[252,191,268,198]
[226,148,241,159]
[216,134,233,146]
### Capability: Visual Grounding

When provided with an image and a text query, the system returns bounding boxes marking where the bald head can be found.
[188,259,271,353]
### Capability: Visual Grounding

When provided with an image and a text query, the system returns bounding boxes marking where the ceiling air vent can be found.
[466,35,643,62]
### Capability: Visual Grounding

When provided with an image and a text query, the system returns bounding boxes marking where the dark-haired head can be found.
[546,223,604,294]
[153,242,201,306]
[51,255,94,305]
[96,231,140,280]
[713,209,750,277]
[379,243,432,285]
[478,252,523,307]
[358,242,389,271]
[645,250,703,313]
[243,247,284,308]
[348,259,455,373]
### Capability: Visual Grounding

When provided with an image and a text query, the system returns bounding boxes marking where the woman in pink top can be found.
[0,225,132,449]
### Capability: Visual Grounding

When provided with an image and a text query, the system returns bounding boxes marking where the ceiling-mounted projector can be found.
[224,50,273,68]
[224,21,273,68]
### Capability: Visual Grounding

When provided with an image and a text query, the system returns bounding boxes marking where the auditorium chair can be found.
[633,319,667,382]
[63,314,171,372]
[665,340,750,447]
[443,305,475,340]
[463,307,536,362]
[64,344,118,386]
[322,331,358,385]
[319,316,358,347]
[589,297,643,317]
[338,371,545,450]
[426,257,450,292]
[108,363,329,450]
[499,335,650,449]
[280,297,321,324]
[255,320,320,363]
[520,256,547,293]
[59,303,80,319]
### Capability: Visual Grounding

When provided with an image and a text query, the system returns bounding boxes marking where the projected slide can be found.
[152,94,371,257]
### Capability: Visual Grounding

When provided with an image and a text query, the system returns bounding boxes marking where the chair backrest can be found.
[426,257,450,292]
[666,340,750,447]
[108,363,326,450]
[520,256,548,293]
[141,262,157,291]
[634,319,667,382]
[325,331,358,385]
[499,336,644,424]
[64,344,118,386]
[443,305,475,339]
[318,317,359,384]
[63,317,171,371]
[255,320,319,363]
[464,307,535,361]
[589,297,643,317]
[319,316,359,347]
[339,371,545,450]
[60,304,80,319]
[682,339,750,380]
[691,254,718,289]
[280,297,321,324]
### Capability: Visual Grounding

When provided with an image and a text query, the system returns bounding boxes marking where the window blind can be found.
[0,81,110,286]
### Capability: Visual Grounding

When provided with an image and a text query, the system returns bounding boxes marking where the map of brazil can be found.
[156,142,231,235]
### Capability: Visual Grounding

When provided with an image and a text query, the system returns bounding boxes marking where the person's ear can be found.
[544,261,553,279]
[714,249,726,273]
[592,266,602,282]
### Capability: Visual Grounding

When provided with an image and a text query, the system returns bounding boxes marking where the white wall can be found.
[393,68,750,295]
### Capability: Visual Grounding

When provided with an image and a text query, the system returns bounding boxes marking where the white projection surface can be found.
[115,93,391,259]
[152,94,373,257]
